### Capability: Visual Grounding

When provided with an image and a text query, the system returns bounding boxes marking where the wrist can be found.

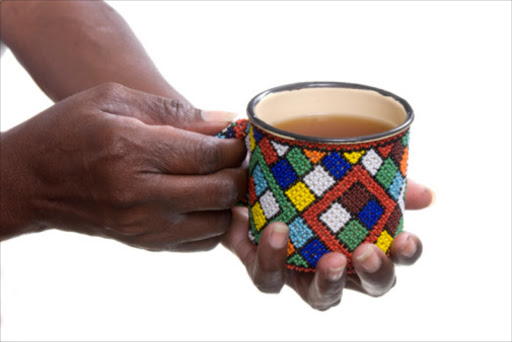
[0,129,48,240]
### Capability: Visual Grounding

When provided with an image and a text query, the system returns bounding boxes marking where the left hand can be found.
[222,179,433,310]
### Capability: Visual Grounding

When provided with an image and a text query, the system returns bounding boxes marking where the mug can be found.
[217,82,414,273]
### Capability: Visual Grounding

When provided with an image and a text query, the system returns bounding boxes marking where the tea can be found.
[272,113,395,139]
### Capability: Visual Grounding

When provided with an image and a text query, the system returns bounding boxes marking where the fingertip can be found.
[317,253,347,282]
[252,223,288,293]
[268,222,289,250]
[202,110,238,123]
[232,205,249,215]
[231,205,249,222]
[218,134,248,168]
[257,222,289,256]
[175,110,238,136]
[428,188,436,207]
[222,206,249,250]
[307,253,347,311]
[391,232,423,265]
[405,179,435,210]
[353,244,382,274]
[353,244,395,296]
[317,252,347,271]
[197,110,238,135]
[399,234,417,258]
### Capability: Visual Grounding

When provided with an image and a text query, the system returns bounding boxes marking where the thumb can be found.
[93,83,237,135]
[190,110,239,135]
[405,179,435,210]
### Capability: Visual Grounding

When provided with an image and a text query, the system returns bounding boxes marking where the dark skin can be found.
[0,83,247,250]
[0,0,433,310]
[224,179,430,310]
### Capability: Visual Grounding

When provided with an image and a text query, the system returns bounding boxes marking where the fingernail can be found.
[401,235,417,258]
[202,110,238,122]
[427,187,436,207]
[356,245,381,273]
[327,264,346,282]
[269,223,289,250]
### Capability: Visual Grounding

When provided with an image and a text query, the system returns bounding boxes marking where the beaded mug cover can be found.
[217,82,414,273]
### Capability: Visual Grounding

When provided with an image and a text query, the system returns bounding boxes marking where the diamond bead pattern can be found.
[286,182,315,212]
[319,203,351,233]
[259,190,280,219]
[338,220,368,251]
[304,165,336,196]
[216,120,410,273]
[362,149,383,175]
[289,217,315,248]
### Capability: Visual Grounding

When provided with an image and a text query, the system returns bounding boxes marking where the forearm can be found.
[0,0,188,103]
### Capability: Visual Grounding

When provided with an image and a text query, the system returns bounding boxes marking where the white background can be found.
[1,1,511,341]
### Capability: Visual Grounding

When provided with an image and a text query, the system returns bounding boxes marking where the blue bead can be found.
[252,126,263,142]
[322,152,351,179]
[271,159,297,189]
[252,165,268,196]
[388,171,404,200]
[358,199,384,229]
[300,239,328,268]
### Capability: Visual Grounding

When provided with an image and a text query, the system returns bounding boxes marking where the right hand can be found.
[223,180,432,310]
[0,83,247,251]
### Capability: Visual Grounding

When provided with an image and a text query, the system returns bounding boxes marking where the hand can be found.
[222,179,433,310]
[0,83,246,252]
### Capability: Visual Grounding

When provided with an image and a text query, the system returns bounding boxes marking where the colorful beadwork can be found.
[217,119,410,273]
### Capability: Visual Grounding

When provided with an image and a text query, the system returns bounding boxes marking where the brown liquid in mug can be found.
[272,113,396,139]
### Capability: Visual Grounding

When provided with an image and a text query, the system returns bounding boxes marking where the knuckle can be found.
[104,129,128,158]
[88,82,131,115]
[162,98,201,125]
[227,169,247,202]
[222,181,241,207]
[252,270,284,294]
[363,276,396,297]
[99,124,130,165]
[202,210,231,235]
[95,127,140,207]
[210,172,243,209]
[195,139,223,174]
[216,210,232,233]
[307,283,342,311]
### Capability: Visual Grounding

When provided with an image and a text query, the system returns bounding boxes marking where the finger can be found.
[171,235,224,252]
[195,111,240,135]
[176,210,232,243]
[108,210,232,251]
[390,232,423,266]
[305,253,347,311]
[352,244,395,297]
[92,83,237,134]
[221,207,257,268]
[251,222,289,293]
[138,124,246,175]
[405,179,435,210]
[144,168,247,212]
[116,235,224,253]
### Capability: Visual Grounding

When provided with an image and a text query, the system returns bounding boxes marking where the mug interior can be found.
[248,82,413,143]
